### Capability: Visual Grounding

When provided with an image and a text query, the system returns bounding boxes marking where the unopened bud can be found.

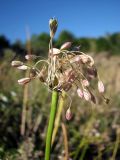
[66,108,72,121]
[62,82,72,91]
[98,80,105,93]
[83,89,91,101]
[25,54,36,60]
[77,88,83,98]
[11,61,23,67]
[82,79,89,87]
[18,77,31,85]
[17,65,28,70]
[60,42,72,50]
[49,18,58,37]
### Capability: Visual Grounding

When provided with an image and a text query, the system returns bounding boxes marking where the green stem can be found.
[45,90,59,160]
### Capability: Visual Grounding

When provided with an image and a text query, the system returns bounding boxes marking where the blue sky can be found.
[0,0,120,42]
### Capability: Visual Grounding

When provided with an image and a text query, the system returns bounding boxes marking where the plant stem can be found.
[52,91,66,145]
[61,123,69,160]
[45,90,59,160]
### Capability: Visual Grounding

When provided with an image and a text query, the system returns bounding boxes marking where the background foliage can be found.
[0,31,120,160]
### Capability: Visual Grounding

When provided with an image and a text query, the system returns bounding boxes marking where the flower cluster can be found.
[11,18,109,120]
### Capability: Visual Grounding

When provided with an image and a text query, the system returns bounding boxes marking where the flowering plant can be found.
[11,18,109,160]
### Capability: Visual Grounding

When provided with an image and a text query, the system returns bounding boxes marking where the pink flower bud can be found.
[18,78,31,85]
[11,61,23,67]
[17,65,28,70]
[49,48,60,55]
[60,42,72,50]
[83,89,91,101]
[82,79,89,87]
[25,54,36,60]
[98,80,105,93]
[66,108,72,121]
[77,88,83,98]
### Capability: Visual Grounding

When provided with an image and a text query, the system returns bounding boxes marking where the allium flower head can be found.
[11,18,109,120]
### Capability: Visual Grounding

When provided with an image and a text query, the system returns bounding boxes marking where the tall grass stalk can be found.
[61,123,69,160]
[21,27,31,136]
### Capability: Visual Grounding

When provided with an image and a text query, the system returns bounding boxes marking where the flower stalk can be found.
[45,90,59,160]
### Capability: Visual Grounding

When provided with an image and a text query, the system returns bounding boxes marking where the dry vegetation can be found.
[0,51,120,159]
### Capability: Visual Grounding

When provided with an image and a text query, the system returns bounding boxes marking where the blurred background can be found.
[0,0,120,159]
